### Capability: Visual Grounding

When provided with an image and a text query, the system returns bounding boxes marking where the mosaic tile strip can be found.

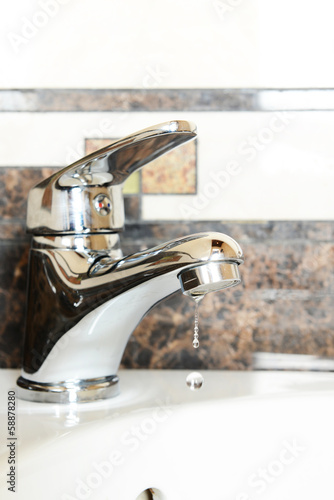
[3,89,334,112]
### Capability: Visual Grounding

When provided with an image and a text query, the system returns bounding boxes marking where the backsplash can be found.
[1,88,333,370]
[1,165,333,369]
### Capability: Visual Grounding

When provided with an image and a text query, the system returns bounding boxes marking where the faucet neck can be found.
[19,229,243,403]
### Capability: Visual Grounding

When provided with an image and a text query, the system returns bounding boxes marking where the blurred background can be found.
[0,0,333,371]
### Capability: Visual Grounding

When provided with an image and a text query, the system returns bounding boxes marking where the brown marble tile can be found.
[0,89,257,112]
[2,89,331,112]
[121,287,334,370]
[121,221,334,246]
[142,141,196,194]
[0,167,57,220]
[242,242,334,292]
[0,242,29,368]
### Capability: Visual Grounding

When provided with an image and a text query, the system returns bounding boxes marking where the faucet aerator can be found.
[178,262,241,299]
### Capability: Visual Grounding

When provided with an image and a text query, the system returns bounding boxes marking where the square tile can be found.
[142,140,197,194]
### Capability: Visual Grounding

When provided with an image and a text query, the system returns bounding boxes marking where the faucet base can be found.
[16,375,119,404]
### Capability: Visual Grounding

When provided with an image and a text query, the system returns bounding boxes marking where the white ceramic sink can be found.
[1,369,334,500]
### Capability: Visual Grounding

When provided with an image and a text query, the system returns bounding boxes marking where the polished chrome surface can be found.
[178,261,241,298]
[17,375,119,403]
[33,233,123,259]
[19,120,244,403]
[27,120,196,235]
[20,231,243,403]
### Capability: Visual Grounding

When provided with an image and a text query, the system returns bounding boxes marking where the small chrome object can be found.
[93,194,112,216]
[16,375,119,404]
[178,261,241,298]
[18,120,244,403]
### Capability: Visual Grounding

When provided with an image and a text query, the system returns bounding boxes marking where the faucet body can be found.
[17,121,243,403]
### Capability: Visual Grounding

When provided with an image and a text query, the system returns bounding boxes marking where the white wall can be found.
[1,0,334,88]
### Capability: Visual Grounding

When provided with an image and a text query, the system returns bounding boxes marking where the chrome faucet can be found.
[17,120,244,403]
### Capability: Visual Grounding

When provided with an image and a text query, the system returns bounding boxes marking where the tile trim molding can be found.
[1,89,334,112]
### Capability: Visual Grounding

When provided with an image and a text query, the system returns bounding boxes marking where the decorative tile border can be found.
[2,89,334,112]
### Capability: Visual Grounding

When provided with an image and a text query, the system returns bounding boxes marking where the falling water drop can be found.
[186,371,204,391]
[186,296,205,390]
[192,297,202,349]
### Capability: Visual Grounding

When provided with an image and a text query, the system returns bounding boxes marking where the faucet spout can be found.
[17,231,243,403]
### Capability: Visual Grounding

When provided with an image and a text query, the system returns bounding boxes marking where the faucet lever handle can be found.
[61,120,196,187]
[27,120,197,235]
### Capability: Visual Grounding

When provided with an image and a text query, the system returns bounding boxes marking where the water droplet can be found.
[192,299,200,349]
[186,372,204,390]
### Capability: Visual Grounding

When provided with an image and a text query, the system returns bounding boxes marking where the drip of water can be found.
[186,371,204,390]
[193,299,200,348]
[186,296,205,391]
[192,296,203,348]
